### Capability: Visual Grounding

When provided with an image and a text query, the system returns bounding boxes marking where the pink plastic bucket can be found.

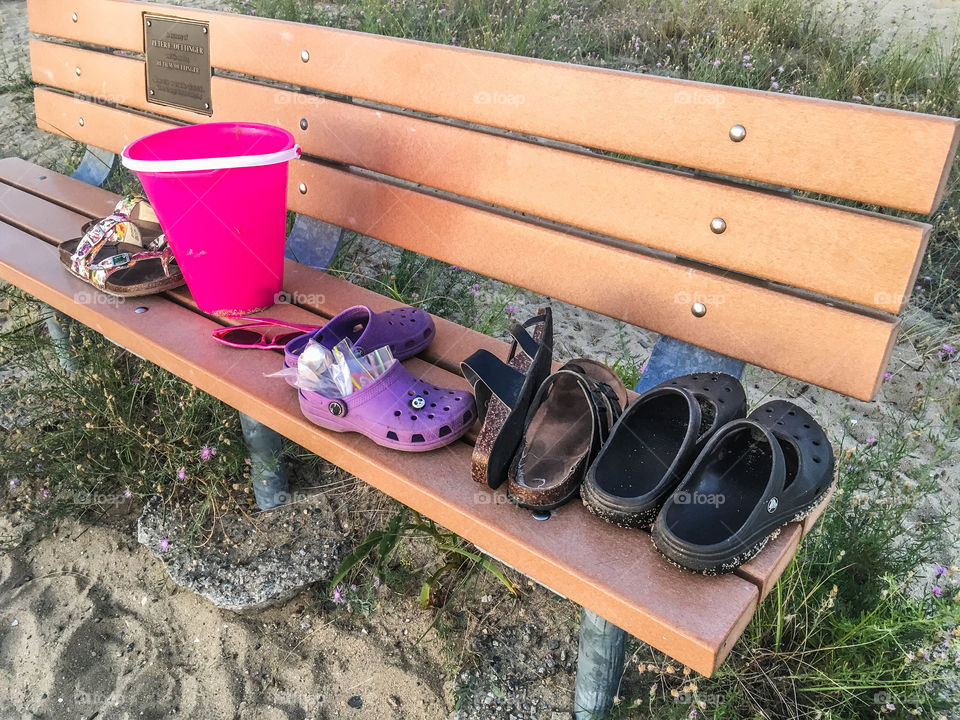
[121,122,301,315]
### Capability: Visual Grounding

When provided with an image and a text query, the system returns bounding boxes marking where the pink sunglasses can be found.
[211,316,318,350]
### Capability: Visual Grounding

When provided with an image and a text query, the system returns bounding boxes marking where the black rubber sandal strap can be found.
[506,308,552,364]
[654,372,747,443]
[750,400,834,504]
[460,349,526,410]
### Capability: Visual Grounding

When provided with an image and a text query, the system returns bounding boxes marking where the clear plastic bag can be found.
[266,338,396,398]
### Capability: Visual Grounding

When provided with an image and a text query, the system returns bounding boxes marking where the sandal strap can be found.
[460,348,526,412]
[507,308,552,364]
[84,247,175,289]
[70,214,131,279]
[70,194,155,277]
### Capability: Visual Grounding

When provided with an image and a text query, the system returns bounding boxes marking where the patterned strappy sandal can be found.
[460,307,553,488]
[58,195,185,298]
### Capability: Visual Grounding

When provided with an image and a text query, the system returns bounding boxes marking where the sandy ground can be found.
[0,518,454,720]
[2,0,960,718]
[822,0,960,49]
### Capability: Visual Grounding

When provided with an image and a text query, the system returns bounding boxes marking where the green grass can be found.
[0,287,254,531]
[328,239,516,335]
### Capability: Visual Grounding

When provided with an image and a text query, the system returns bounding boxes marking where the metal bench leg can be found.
[284,213,345,269]
[572,335,745,717]
[574,608,627,718]
[632,335,745,392]
[239,411,290,510]
[71,145,116,187]
[41,305,77,373]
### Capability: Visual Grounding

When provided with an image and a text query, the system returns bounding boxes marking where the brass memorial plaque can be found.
[144,14,212,115]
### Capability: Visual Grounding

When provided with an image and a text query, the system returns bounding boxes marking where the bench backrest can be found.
[28,0,960,401]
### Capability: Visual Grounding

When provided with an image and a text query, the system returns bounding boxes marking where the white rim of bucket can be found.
[121,144,301,173]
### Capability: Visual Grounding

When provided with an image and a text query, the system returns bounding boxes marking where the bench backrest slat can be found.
[32,40,931,315]
[35,88,900,401]
[30,0,960,214]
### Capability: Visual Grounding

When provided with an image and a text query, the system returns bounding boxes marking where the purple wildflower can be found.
[131,377,140,385]
[932,586,942,598]
[935,564,947,576]
[9,479,19,488]
[505,305,516,315]
[159,537,170,552]
[373,576,381,589]
[200,445,217,462]
[123,488,132,499]
[771,81,780,90]
[713,59,721,67]
[866,437,877,445]
[332,585,346,604]
[177,467,187,481]
[885,703,895,711]
[42,489,50,499]
[943,344,955,355]
[883,372,892,380]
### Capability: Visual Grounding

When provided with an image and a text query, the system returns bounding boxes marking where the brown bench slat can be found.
[31,40,931,313]
[0,216,761,675]
[31,91,902,401]
[0,159,842,610]
[29,0,960,213]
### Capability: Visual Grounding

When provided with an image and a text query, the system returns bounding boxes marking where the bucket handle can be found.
[121,144,301,173]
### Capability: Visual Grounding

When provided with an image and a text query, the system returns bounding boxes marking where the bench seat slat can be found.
[30,40,931,314]
[0,214,761,675]
[28,0,960,213]
[0,158,830,627]
[31,91,901,401]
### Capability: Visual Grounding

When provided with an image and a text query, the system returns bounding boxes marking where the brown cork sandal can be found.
[507,359,627,512]
[58,195,184,298]
[460,307,553,489]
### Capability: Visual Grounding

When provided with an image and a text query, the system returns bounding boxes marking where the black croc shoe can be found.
[651,400,834,575]
[460,308,553,489]
[582,372,747,528]
[507,359,627,513]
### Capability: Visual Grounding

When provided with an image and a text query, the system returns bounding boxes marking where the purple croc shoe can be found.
[283,305,435,382]
[298,360,476,452]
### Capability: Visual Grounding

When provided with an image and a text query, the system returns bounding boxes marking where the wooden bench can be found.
[5,0,958,715]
